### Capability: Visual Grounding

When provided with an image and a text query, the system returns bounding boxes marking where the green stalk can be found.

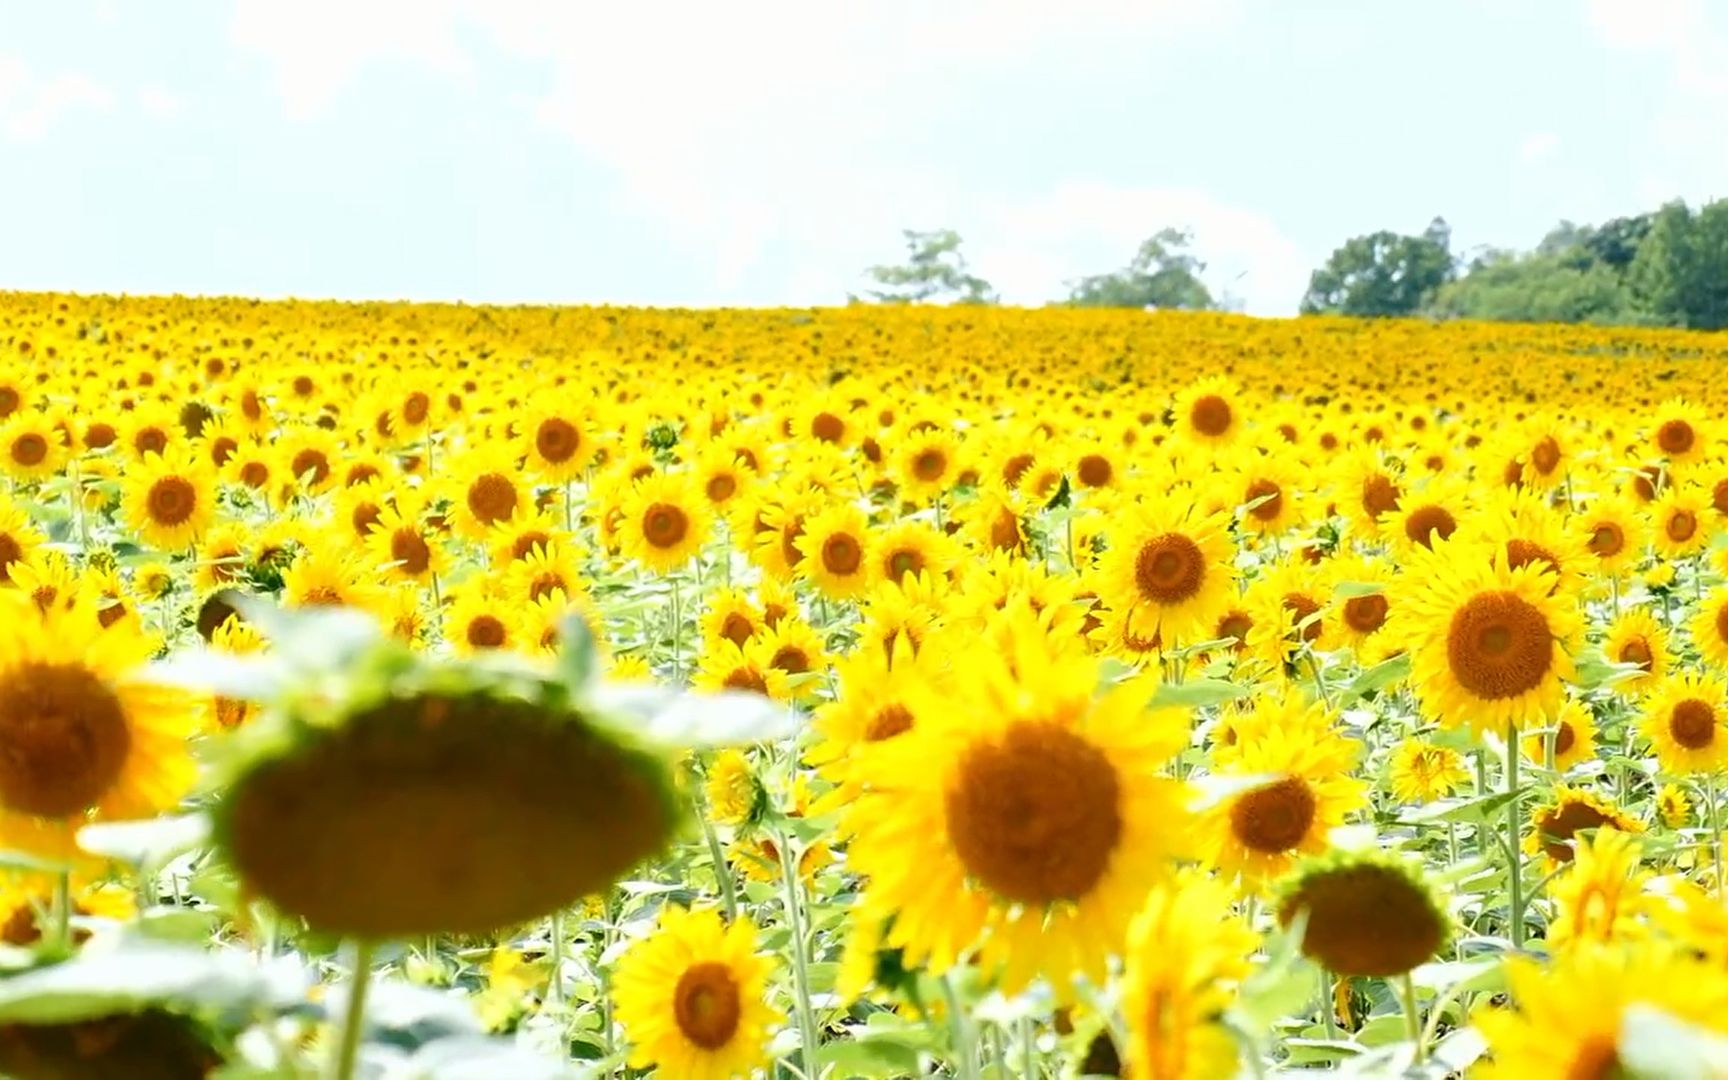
[1319,968,1338,1040]
[1505,723,1525,949]
[547,910,565,1005]
[1400,972,1425,1064]
[330,939,376,1080]
[52,870,71,952]
[940,971,980,1080]
[1708,773,1725,899]
[778,832,822,1079]
[1019,1016,1038,1078]
[694,781,739,923]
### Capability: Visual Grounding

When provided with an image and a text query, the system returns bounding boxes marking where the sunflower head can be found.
[1275,848,1449,977]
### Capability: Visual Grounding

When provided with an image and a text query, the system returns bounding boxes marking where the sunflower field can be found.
[3,292,1728,1077]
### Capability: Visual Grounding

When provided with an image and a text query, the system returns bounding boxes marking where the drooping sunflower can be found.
[1228,447,1305,538]
[278,428,340,497]
[1657,783,1691,828]
[1641,672,1728,776]
[611,906,784,1079]
[1121,870,1257,1080]
[192,523,252,595]
[1384,477,1467,555]
[1474,942,1728,1079]
[1399,539,1580,737]
[1275,849,1449,978]
[280,546,387,614]
[1524,785,1643,865]
[122,445,216,550]
[1096,493,1236,650]
[845,611,1191,996]
[0,593,199,860]
[1386,738,1468,804]
[793,502,873,600]
[619,472,711,575]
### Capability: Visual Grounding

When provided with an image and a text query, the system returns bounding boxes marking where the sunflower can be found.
[279,428,340,497]
[1331,450,1404,541]
[281,545,387,614]
[1384,477,1467,555]
[192,523,252,595]
[619,472,711,575]
[692,639,792,702]
[1400,540,1580,737]
[1121,871,1256,1080]
[1387,738,1468,804]
[447,445,530,540]
[754,617,829,693]
[518,401,596,482]
[1657,783,1691,828]
[845,611,1191,995]
[0,413,67,482]
[808,634,944,798]
[10,550,88,615]
[1172,375,1243,449]
[500,540,584,604]
[1691,587,1728,668]
[363,498,450,587]
[1599,609,1667,697]
[1198,708,1367,885]
[1574,494,1646,576]
[1474,942,1728,1080]
[1242,559,1334,674]
[871,519,957,587]
[446,581,517,655]
[1641,672,1728,776]
[793,502,872,599]
[1096,493,1236,650]
[1518,419,1573,490]
[1327,553,1395,654]
[1468,487,1593,599]
[1523,696,1598,772]
[611,906,783,1079]
[0,498,45,584]
[210,615,267,731]
[223,439,277,501]
[697,588,761,653]
[0,592,198,860]
[122,445,216,550]
[1546,827,1657,951]
[1649,396,1711,464]
[1229,448,1304,538]
[122,406,177,462]
[1524,785,1643,865]
[1275,849,1449,978]
[854,576,945,662]
[897,427,960,503]
[1650,482,1712,560]
[1069,442,1122,494]
[693,445,752,513]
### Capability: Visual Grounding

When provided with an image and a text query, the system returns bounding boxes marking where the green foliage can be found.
[1301,218,1454,317]
[1065,227,1216,310]
[862,229,996,305]
[1628,199,1728,330]
[1428,248,1651,326]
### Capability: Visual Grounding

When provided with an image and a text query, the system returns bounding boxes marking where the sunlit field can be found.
[3,291,1728,1077]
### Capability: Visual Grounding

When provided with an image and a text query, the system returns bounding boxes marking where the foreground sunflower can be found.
[1275,848,1449,977]
[122,445,216,551]
[1096,493,1236,649]
[0,592,198,860]
[611,906,783,1080]
[1399,539,1580,737]
[1640,672,1728,775]
[844,609,1191,996]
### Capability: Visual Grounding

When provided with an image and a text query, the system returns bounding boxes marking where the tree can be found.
[1429,248,1649,325]
[862,229,996,305]
[1300,217,1455,317]
[1064,228,1215,310]
[1629,200,1728,330]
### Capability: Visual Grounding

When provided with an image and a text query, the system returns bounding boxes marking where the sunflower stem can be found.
[696,784,739,924]
[547,909,565,1006]
[940,971,980,1080]
[563,477,573,533]
[1400,972,1424,1063]
[1707,773,1724,899]
[330,939,375,1080]
[1019,1015,1037,1078]
[52,870,71,952]
[669,573,683,684]
[987,1022,1006,1075]
[1305,651,1332,711]
[778,830,822,1079]
[1318,968,1338,1041]
[1505,723,1525,949]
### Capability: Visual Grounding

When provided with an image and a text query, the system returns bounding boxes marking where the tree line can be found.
[863,197,1728,330]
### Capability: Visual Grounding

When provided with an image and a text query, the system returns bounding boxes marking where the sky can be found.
[0,0,1724,316]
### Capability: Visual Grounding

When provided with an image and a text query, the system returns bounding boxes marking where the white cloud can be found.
[230,0,472,120]
[1518,131,1559,166]
[137,83,185,121]
[0,58,114,141]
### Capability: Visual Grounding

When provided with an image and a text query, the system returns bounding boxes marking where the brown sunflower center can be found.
[84,422,116,449]
[10,433,47,467]
[1283,593,1323,643]
[466,615,507,649]
[1361,474,1402,519]
[1670,699,1717,750]
[770,646,810,676]
[290,448,330,486]
[1567,1036,1622,1080]
[0,662,132,818]
[1667,509,1698,543]
[134,428,168,457]
[239,460,269,489]
[1715,479,1728,518]
[1589,523,1624,558]
[705,474,736,502]
[467,473,519,526]
[0,533,19,582]
[1230,776,1316,853]
[672,961,743,1050]
[718,613,754,648]
[887,548,923,581]
[1618,638,1653,672]
[1278,862,1445,977]
[1217,611,1253,651]
[210,435,238,467]
[1536,799,1615,863]
[402,392,430,425]
[390,530,431,576]
[1445,591,1553,700]
[811,412,844,443]
[643,503,689,549]
[1403,505,1456,549]
[1530,436,1561,475]
[865,704,914,742]
[1002,452,1035,487]
[535,418,579,463]
[1244,478,1284,522]
[821,533,862,576]
[1190,394,1232,437]
[1133,533,1205,605]
[944,723,1122,905]
[911,449,947,482]
[988,507,1022,553]
[1077,454,1113,488]
[351,502,382,538]
[1555,720,1577,757]
[1343,594,1389,634]
[147,476,197,527]
[779,517,807,568]
[1503,539,1558,579]
[1658,418,1696,455]
[722,666,770,695]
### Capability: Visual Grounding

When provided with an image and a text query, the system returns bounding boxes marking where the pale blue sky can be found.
[1,0,1721,314]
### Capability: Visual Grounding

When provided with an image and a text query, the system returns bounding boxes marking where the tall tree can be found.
[1629,200,1728,331]
[1300,217,1455,317]
[1065,228,1215,310]
[862,229,996,305]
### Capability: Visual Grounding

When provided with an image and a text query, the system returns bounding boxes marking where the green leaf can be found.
[1150,678,1251,709]
[1338,652,1412,705]
[591,685,795,748]
[555,611,599,698]
[78,813,210,869]
[1619,1004,1728,1078]
[0,944,283,1024]
[1332,580,1385,598]
[817,1032,925,1077]
[399,1035,580,1079]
